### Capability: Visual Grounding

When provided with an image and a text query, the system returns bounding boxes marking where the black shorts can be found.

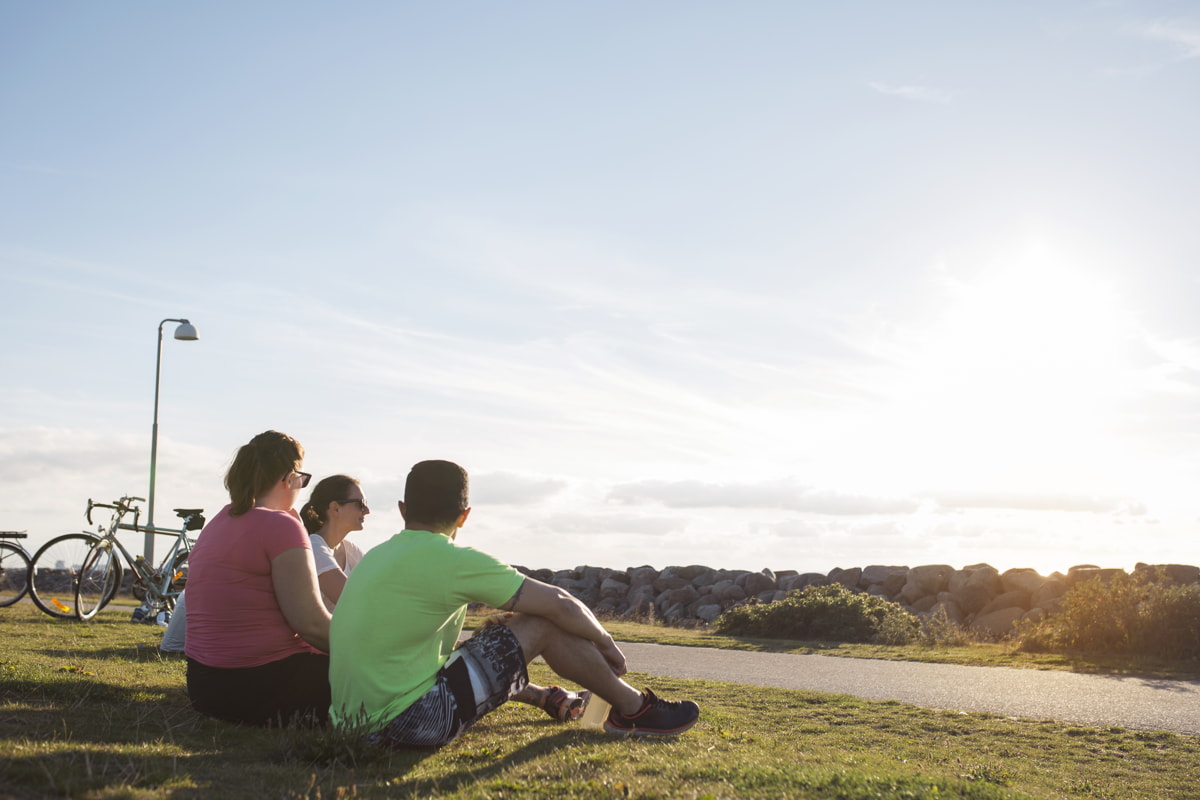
[187,652,330,727]
[369,623,528,749]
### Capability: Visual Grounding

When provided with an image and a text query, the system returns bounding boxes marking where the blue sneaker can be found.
[130,606,148,623]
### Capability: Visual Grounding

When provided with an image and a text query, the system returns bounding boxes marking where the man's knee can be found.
[502,613,578,660]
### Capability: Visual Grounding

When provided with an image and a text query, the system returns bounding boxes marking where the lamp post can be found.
[147,318,199,562]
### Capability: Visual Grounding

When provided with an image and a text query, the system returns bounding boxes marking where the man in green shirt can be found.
[330,460,700,747]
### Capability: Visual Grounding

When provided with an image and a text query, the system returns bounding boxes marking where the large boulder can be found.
[900,564,954,604]
[828,567,863,588]
[861,565,909,598]
[1000,568,1048,595]
[977,589,1031,618]
[659,584,699,610]
[1065,566,1127,586]
[711,580,748,605]
[779,572,828,592]
[1133,563,1200,584]
[1030,580,1066,612]
[600,574,630,597]
[620,583,657,616]
[930,594,965,624]
[948,565,1001,614]
[742,568,777,596]
[972,606,1025,637]
[653,566,694,592]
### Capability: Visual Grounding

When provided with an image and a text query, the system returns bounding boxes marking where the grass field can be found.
[2,602,1199,799]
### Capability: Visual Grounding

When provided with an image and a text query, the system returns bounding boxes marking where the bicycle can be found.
[27,497,204,620]
[75,496,205,622]
[0,531,31,608]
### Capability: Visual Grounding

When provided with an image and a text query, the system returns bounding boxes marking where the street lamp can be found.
[147,318,199,562]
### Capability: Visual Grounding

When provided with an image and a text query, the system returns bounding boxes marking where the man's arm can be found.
[499,577,627,676]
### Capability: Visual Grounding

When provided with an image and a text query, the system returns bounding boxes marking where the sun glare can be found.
[879,245,1134,491]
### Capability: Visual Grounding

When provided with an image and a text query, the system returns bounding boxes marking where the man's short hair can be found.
[405,460,469,527]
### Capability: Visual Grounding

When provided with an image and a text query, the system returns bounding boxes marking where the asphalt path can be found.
[617,641,1200,736]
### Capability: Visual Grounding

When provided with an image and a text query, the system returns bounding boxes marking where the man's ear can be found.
[398,501,407,521]
[456,507,472,528]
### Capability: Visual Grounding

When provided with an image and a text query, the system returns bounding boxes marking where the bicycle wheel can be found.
[76,540,123,620]
[28,533,100,618]
[0,542,30,607]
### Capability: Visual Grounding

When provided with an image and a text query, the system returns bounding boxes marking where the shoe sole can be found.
[602,717,699,737]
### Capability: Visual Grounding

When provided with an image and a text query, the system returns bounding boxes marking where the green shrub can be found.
[1017,570,1200,661]
[712,583,919,644]
[916,606,980,647]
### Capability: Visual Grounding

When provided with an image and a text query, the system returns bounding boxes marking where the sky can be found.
[2,1,1199,577]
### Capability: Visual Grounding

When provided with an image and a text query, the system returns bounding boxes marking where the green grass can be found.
[3,603,1199,799]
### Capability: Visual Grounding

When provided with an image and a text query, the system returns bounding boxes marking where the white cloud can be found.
[867,81,956,104]
[531,512,683,537]
[608,478,920,516]
[471,472,568,505]
[1142,19,1200,59]
[930,490,1147,516]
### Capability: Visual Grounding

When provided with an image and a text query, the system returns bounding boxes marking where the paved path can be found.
[617,642,1200,736]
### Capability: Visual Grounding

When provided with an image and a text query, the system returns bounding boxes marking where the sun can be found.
[876,242,1136,492]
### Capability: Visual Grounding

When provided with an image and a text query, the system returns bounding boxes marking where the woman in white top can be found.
[161,474,369,653]
[299,474,368,611]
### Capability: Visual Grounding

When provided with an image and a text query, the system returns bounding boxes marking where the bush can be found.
[712,583,919,644]
[916,606,981,647]
[1017,570,1200,661]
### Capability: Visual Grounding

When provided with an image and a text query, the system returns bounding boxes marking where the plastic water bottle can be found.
[579,694,611,730]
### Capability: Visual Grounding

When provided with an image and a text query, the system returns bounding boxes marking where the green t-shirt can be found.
[329,529,524,731]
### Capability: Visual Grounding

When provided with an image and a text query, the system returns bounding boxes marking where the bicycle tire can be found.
[76,540,123,621]
[0,541,31,607]
[161,550,188,610]
[28,533,101,619]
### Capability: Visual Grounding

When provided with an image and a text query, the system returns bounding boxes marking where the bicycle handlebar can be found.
[86,496,145,525]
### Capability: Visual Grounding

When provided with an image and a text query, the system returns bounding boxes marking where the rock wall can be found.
[514,562,1200,636]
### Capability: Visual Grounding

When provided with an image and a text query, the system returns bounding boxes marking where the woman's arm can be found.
[316,567,348,607]
[271,548,332,652]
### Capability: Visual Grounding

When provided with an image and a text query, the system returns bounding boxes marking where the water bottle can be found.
[579,694,612,730]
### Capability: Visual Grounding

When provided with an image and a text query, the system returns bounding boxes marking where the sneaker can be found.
[130,606,148,623]
[604,689,699,737]
[154,610,171,627]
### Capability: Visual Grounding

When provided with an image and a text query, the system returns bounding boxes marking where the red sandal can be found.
[541,686,591,722]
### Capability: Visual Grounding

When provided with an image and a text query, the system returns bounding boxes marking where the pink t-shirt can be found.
[184,504,320,668]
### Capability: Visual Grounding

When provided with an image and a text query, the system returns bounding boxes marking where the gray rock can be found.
[973,606,1025,637]
[1000,568,1047,594]
[977,589,1031,617]
[861,565,908,596]
[829,567,863,588]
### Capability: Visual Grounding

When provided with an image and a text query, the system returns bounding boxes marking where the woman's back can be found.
[185,504,319,668]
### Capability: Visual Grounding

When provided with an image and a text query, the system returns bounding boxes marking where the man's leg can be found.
[511,683,589,721]
[502,613,644,716]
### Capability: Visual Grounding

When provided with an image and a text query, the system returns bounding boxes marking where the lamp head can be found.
[173,320,199,341]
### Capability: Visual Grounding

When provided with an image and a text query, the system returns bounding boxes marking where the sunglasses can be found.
[336,498,369,513]
[293,470,313,488]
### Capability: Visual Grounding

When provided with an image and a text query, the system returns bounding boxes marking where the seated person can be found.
[299,474,369,611]
[183,430,331,726]
[329,460,700,747]
[161,473,370,653]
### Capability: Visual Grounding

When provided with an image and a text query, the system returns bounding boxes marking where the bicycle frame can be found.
[85,496,197,610]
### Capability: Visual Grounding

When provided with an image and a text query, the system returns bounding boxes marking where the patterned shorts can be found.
[368,623,529,749]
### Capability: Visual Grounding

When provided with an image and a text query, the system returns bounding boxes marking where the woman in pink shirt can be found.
[184,430,332,726]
